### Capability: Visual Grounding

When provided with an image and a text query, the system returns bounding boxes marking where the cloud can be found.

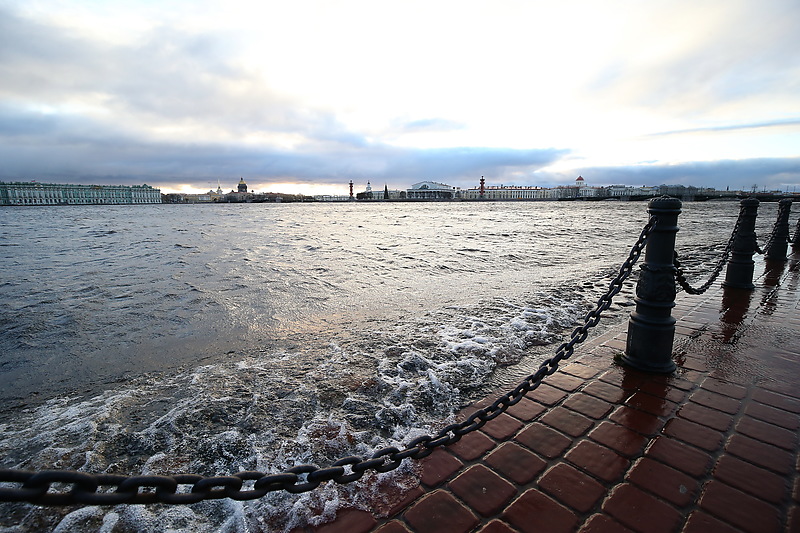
[397,118,466,133]
[536,158,800,191]
[0,101,568,186]
[1,2,798,196]
[583,1,800,117]
[646,118,800,137]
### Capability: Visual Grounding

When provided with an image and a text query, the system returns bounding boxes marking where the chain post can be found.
[722,197,760,290]
[764,199,792,261]
[621,196,681,373]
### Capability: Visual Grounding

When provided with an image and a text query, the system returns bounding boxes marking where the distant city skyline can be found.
[1,1,798,196]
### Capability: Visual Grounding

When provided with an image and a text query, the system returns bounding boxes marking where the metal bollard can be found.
[764,198,793,261]
[793,217,800,249]
[722,197,760,290]
[621,196,681,374]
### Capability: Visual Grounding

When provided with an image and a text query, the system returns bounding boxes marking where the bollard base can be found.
[722,260,755,290]
[623,315,677,374]
[617,352,677,374]
[721,279,755,290]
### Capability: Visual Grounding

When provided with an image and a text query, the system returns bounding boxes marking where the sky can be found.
[1,0,799,195]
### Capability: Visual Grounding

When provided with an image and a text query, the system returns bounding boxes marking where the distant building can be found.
[0,181,161,205]
[461,185,547,200]
[356,181,405,200]
[407,181,458,200]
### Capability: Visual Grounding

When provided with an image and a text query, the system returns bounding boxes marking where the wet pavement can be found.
[307,248,800,533]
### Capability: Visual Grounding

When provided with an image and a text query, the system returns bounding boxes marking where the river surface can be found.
[0,199,778,531]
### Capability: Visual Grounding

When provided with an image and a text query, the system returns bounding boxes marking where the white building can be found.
[0,181,161,205]
[461,186,547,200]
[406,181,459,200]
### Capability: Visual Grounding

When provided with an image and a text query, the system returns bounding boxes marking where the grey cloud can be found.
[0,104,568,185]
[538,158,800,191]
[0,5,346,143]
[398,118,466,133]
[646,118,800,137]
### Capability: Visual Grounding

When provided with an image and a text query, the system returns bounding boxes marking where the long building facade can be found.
[0,182,162,205]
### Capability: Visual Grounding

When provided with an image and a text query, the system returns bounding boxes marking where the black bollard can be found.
[793,217,800,249]
[764,199,792,261]
[722,197,760,290]
[621,196,681,374]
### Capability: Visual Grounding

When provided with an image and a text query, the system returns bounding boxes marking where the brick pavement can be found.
[309,250,800,533]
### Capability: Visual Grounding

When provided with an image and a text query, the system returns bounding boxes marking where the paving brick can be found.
[663,417,724,452]
[645,436,713,477]
[598,367,650,390]
[680,355,709,372]
[681,369,705,384]
[677,402,735,432]
[315,509,376,533]
[690,389,742,414]
[506,396,546,422]
[448,430,496,461]
[682,510,742,533]
[476,520,517,533]
[609,405,664,435]
[373,481,425,518]
[565,440,630,483]
[725,433,795,474]
[736,416,798,450]
[712,454,787,504]
[626,457,699,507]
[539,463,606,513]
[503,488,578,533]
[526,383,568,406]
[514,422,572,459]
[638,380,688,402]
[699,480,782,533]
[373,522,411,533]
[746,400,800,430]
[602,483,683,533]
[700,377,748,399]
[546,372,586,392]
[482,413,524,440]
[404,490,479,533]
[449,464,518,517]
[578,514,636,533]
[419,449,463,487]
[562,362,601,380]
[541,406,594,437]
[563,392,614,419]
[752,388,800,414]
[582,380,631,404]
[763,380,800,401]
[588,421,648,457]
[662,375,698,391]
[625,391,679,417]
[485,442,547,485]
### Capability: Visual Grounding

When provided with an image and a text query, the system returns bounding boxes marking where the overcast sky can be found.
[1,0,798,194]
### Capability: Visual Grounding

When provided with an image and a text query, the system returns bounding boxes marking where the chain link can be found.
[674,207,742,295]
[0,217,657,505]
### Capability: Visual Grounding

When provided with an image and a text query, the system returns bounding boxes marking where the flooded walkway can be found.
[312,250,800,532]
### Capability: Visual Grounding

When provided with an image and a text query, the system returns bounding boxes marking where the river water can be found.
[0,199,777,531]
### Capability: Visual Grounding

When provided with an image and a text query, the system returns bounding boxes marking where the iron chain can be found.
[674,207,742,295]
[757,199,793,254]
[0,217,657,505]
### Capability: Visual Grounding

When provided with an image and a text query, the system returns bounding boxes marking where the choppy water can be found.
[0,199,777,531]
